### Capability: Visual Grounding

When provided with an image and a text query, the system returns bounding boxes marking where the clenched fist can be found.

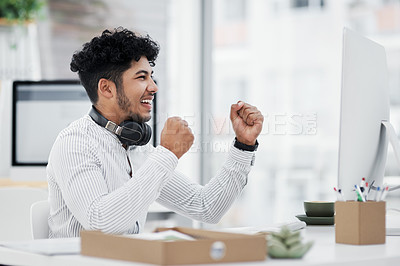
[230,101,264,145]
[160,117,194,159]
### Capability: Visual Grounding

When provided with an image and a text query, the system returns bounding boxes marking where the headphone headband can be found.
[89,106,151,146]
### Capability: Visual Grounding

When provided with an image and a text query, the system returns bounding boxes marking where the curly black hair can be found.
[70,27,160,104]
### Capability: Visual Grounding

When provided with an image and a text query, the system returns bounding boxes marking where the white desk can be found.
[0,226,400,266]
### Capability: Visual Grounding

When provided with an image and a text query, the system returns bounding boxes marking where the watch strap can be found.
[234,138,258,152]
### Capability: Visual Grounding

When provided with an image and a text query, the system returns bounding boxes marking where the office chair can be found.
[0,187,48,241]
[30,200,50,239]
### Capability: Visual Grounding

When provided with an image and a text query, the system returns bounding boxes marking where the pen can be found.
[334,187,345,201]
[368,180,375,193]
[359,177,366,195]
[380,186,389,201]
[368,180,376,200]
[354,185,365,202]
[338,188,345,201]
[375,187,381,201]
[364,182,369,201]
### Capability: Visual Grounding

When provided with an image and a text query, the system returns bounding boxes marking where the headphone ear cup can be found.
[119,121,152,146]
[141,123,152,145]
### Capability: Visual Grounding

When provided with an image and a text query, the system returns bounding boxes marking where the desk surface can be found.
[0,226,399,266]
[0,178,47,188]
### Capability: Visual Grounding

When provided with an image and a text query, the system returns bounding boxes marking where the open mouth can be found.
[141,99,152,105]
[140,99,152,109]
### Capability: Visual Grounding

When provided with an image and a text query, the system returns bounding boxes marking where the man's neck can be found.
[94,103,122,125]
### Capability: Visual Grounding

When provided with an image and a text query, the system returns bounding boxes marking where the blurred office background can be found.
[1,0,400,229]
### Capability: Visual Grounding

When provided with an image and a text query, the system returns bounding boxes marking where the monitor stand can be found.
[382,121,400,192]
[381,121,400,236]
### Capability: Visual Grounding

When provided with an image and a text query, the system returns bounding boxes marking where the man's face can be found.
[116,56,158,123]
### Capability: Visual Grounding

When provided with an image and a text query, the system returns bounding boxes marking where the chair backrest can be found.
[30,200,50,239]
[0,187,48,241]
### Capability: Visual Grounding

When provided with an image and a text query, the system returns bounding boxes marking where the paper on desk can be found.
[0,237,80,256]
[221,221,306,235]
[125,230,196,241]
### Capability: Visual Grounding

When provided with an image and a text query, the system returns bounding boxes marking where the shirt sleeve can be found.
[50,130,178,234]
[156,142,254,224]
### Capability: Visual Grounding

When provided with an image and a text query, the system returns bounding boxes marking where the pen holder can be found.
[335,201,385,245]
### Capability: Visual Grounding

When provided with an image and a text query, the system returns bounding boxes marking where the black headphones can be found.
[89,106,152,146]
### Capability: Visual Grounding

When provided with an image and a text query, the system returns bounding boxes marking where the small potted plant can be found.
[0,0,45,24]
[0,0,45,80]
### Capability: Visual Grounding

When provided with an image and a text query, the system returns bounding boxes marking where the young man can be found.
[47,27,264,238]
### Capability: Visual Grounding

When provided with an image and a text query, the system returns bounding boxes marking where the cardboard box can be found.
[81,227,267,265]
[335,201,385,245]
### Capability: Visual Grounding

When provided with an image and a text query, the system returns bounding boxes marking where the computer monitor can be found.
[11,80,92,181]
[338,28,390,200]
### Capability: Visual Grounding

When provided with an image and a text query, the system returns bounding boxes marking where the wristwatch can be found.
[234,138,259,152]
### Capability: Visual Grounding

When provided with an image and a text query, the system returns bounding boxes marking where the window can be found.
[206,0,400,229]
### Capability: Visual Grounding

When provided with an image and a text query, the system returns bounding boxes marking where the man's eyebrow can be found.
[135,70,154,75]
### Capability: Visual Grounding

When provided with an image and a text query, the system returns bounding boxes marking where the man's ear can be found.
[98,78,115,99]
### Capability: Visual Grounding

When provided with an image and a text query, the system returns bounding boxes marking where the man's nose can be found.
[148,78,158,93]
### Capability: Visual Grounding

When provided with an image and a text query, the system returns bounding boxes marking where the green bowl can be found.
[304,201,334,217]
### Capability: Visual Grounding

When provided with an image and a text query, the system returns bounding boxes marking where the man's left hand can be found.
[230,101,264,146]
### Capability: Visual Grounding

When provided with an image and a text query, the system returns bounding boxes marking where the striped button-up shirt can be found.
[47,115,255,238]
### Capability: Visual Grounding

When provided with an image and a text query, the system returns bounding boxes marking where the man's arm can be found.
[156,101,263,223]
[156,142,254,223]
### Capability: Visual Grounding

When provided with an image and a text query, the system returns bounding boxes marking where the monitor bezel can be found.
[12,80,85,166]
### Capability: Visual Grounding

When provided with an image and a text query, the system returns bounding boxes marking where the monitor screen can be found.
[338,28,390,200]
[12,80,91,166]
